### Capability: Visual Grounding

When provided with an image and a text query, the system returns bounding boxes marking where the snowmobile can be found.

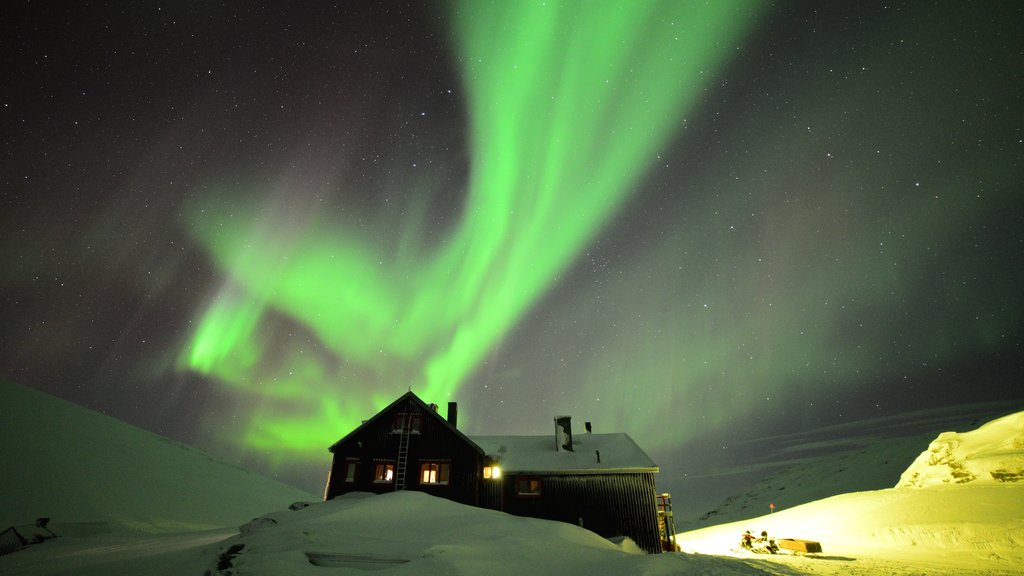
[739,530,779,554]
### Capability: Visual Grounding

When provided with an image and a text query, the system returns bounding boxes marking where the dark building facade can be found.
[326,392,663,553]
[326,392,485,506]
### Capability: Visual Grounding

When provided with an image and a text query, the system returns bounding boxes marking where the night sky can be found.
[3,1,1022,497]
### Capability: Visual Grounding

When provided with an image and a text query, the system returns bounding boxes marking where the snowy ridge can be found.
[691,433,932,529]
[681,410,1024,575]
[898,410,1024,487]
[0,380,314,532]
[682,403,1020,530]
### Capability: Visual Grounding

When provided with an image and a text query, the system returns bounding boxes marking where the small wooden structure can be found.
[325,392,664,553]
[778,538,823,554]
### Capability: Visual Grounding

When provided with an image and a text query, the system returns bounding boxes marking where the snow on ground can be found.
[189,491,779,576]
[0,379,315,531]
[3,378,1022,575]
[681,410,1024,575]
[678,402,1019,530]
[2,491,779,576]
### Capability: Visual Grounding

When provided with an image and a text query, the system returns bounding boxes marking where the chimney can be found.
[554,416,573,452]
[447,402,458,428]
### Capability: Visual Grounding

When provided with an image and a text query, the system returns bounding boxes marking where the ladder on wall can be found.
[395,411,411,490]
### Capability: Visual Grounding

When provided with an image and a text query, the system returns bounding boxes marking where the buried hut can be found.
[325,391,667,553]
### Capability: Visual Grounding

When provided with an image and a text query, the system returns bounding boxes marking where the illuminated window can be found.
[391,413,424,434]
[483,466,502,479]
[419,462,450,485]
[515,477,542,496]
[343,459,359,483]
[374,463,395,483]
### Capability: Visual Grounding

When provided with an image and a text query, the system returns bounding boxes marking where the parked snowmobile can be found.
[739,530,779,554]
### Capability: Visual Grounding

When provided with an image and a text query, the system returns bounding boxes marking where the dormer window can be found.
[391,413,423,434]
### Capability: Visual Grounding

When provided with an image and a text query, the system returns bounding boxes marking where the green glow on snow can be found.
[179,1,761,459]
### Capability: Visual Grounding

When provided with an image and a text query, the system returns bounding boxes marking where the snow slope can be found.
[191,491,776,576]
[898,410,1024,487]
[0,379,315,532]
[690,433,935,529]
[1,492,779,576]
[681,410,1024,575]
[681,403,1018,530]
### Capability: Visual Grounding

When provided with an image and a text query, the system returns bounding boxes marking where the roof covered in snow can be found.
[470,433,658,474]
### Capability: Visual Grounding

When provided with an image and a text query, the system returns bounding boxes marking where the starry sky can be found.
[3,1,1022,497]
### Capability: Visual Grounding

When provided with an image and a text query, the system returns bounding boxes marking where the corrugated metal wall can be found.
[501,472,661,554]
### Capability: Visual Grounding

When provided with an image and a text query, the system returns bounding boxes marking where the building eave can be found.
[498,466,660,476]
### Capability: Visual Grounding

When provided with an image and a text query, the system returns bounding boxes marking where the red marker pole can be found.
[769,503,775,514]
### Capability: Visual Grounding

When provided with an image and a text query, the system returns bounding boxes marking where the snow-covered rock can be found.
[898,410,1024,488]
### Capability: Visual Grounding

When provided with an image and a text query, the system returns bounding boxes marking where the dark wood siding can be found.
[326,396,483,506]
[499,472,661,554]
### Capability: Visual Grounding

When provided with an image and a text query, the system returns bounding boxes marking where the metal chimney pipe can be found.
[554,416,573,452]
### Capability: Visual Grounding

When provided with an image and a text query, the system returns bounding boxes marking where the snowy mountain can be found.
[0,379,314,532]
[898,410,1024,487]
[681,403,1019,530]
[681,410,1024,575]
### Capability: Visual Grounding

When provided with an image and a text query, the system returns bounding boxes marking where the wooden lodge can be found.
[325,391,664,553]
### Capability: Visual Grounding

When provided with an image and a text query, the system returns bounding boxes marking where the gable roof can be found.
[470,433,658,475]
[328,391,484,456]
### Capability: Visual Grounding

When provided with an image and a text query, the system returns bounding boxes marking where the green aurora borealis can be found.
[179,1,760,458]
[2,1,1021,493]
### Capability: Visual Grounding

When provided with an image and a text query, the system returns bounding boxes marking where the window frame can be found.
[373,462,396,483]
[419,461,451,486]
[342,459,360,483]
[390,413,424,434]
[515,476,543,497]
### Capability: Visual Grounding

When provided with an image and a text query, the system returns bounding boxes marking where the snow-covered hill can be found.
[682,404,1019,529]
[691,433,935,528]
[0,379,314,533]
[898,410,1024,487]
[681,410,1024,575]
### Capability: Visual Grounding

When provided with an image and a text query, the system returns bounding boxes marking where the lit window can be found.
[515,477,542,496]
[374,463,395,483]
[420,462,450,485]
[483,466,502,479]
[343,460,359,483]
